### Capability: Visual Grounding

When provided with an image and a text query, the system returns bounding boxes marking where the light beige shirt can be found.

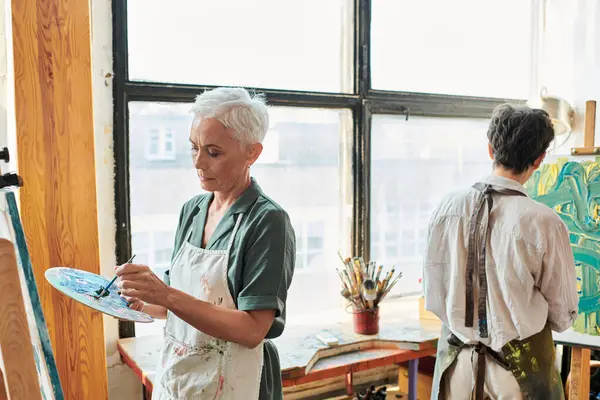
[423,175,579,352]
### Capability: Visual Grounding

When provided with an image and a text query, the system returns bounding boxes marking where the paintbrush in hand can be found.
[94,254,136,299]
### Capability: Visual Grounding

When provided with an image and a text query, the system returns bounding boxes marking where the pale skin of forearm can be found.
[161,287,274,349]
[117,263,274,349]
[134,299,272,349]
[140,304,168,319]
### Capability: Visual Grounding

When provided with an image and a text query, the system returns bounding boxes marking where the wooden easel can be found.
[571,100,598,156]
[567,100,597,400]
[568,347,592,400]
[0,238,42,399]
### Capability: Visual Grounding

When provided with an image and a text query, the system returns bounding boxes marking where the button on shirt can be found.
[423,175,579,352]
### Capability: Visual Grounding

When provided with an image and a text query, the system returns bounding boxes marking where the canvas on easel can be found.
[526,156,600,336]
[523,100,600,400]
[0,182,64,399]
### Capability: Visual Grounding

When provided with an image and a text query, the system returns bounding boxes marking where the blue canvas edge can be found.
[6,191,65,400]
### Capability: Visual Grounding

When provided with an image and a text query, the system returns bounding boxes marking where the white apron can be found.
[152,214,264,400]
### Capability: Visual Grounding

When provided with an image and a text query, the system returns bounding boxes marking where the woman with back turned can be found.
[424,104,578,399]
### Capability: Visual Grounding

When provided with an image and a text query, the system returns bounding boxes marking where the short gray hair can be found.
[190,87,269,145]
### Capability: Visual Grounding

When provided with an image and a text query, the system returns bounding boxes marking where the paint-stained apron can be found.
[152,214,264,400]
[430,183,564,400]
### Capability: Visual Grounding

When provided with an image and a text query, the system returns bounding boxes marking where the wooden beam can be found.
[10,0,108,399]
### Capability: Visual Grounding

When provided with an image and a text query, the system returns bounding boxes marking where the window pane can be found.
[371,0,533,98]
[307,237,324,250]
[155,231,175,248]
[385,231,397,242]
[401,229,415,241]
[127,0,353,93]
[387,246,398,258]
[295,229,305,253]
[155,249,173,266]
[129,102,352,336]
[131,232,149,250]
[135,252,149,266]
[370,115,492,296]
[400,244,413,258]
[253,107,352,317]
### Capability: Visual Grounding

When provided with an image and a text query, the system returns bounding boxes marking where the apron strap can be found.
[227,214,244,253]
[466,183,526,338]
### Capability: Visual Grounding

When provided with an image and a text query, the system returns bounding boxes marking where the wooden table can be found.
[118,297,440,399]
[117,335,159,399]
[554,329,600,351]
[553,329,600,400]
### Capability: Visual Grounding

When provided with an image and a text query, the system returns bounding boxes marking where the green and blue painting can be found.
[525,157,600,335]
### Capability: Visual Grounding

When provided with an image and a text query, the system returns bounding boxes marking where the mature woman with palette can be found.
[115,87,296,400]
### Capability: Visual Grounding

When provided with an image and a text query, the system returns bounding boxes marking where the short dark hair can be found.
[486,104,555,174]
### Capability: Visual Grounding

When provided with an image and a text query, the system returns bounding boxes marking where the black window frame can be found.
[112,0,526,338]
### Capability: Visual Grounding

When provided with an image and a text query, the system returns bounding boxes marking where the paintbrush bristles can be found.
[335,251,403,310]
[363,278,376,291]
[362,279,377,309]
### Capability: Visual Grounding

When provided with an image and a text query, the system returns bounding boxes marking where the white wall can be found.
[89,0,142,398]
[0,0,15,174]
[0,0,6,152]
[540,0,600,156]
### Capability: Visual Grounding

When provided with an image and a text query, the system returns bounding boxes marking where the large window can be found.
[370,115,492,295]
[114,1,536,338]
[127,0,353,93]
[371,0,533,98]
[129,102,352,334]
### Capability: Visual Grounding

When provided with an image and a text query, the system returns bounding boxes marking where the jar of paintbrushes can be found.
[337,252,403,335]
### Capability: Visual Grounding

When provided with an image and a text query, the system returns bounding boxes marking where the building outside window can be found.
[145,128,176,161]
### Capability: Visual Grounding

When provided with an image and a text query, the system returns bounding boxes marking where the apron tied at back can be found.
[447,332,511,400]
[431,181,564,400]
[463,183,527,400]
[465,183,526,338]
